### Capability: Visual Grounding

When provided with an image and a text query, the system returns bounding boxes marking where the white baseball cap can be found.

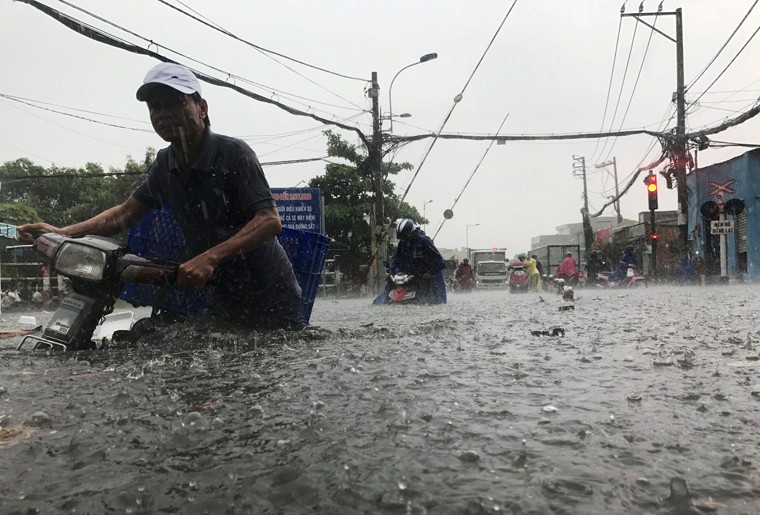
[136,62,202,101]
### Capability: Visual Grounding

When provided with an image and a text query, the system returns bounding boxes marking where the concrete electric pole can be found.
[622,6,689,257]
[595,157,623,225]
[369,71,386,291]
[573,155,595,253]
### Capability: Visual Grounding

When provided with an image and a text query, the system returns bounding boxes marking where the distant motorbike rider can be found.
[455,258,475,292]
[609,245,638,283]
[373,219,447,305]
[555,252,578,284]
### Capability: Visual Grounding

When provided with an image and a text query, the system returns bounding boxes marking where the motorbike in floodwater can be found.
[18,233,177,351]
[597,265,647,288]
[507,260,530,293]
[386,273,420,304]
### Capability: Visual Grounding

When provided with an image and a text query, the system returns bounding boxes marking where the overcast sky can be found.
[2,0,759,252]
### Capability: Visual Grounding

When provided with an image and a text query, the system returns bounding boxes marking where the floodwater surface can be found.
[0,285,758,514]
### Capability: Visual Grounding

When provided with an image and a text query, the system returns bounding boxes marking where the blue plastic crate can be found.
[119,206,330,324]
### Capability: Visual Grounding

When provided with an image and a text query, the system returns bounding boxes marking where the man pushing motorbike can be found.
[373,219,447,305]
[17,62,304,330]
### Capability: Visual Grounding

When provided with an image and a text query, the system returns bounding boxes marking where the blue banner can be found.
[271,188,323,233]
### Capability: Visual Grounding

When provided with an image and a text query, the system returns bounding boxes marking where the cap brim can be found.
[136,81,196,101]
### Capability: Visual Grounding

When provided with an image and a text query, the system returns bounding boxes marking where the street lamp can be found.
[466,223,480,257]
[388,52,438,133]
[422,199,434,231]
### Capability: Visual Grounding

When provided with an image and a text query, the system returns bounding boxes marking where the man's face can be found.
[145,86,208,144]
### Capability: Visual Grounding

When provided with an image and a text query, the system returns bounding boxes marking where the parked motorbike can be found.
[386,273,420,304]
[597,265,647,288]
[18,233,177,351]
[507,260,530,293]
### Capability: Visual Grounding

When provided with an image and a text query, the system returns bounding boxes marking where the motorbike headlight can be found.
[33,233,65,261]
[54,242,108,281]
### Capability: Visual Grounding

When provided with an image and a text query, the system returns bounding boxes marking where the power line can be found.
[689,21,760,107]
[48,0,365,117]
[155,0,367,82]
[17,0,370,146]
[398,0,519,206]
[0,93,154,133]
[595,17,640,163]
[155,0,367,109]
[1,156,331,183]
[600,13,659,163]
[687,0,759,90]
[0,96,145,153]
[431,113,510,240]
[588,16,624,164]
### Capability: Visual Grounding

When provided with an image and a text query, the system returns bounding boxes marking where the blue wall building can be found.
[687,148,758,280]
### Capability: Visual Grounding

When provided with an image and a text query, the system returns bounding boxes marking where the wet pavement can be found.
[0,285,758,514]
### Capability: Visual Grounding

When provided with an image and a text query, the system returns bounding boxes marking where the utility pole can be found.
[674,8,688,257]
[622,6,689,259]
[573,155,595,253]
[595,157,622,225]
[369,72,385,291]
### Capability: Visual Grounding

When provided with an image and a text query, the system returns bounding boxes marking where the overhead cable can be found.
[1,156,331,183]
[17,0,370,146]
[601,13,659,163]
[50,0,364,115]
[431,113,510,240]
[595,18,640,163]
[154,0,367,82]
[0,93,153,132]
[588,17,623,164]
[397,0,519,206]
[687,0,759,90]
[689,22,760,108]
[155,0,367,109]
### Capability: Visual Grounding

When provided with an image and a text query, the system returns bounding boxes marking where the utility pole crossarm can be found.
[621,13,677,42]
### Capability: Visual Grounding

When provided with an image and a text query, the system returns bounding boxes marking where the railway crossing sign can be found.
[708,179,736,197]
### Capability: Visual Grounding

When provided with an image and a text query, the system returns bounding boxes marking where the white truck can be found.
[469,249,508,288]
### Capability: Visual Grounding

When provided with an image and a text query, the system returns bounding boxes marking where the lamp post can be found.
[387,52,438,133]
[466,223,480,257]
[423,199,434,231]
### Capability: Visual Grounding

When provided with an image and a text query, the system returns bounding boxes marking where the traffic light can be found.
[644,174,658,210]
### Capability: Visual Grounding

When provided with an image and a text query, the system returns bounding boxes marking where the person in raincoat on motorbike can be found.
[609,245,638,283]
[373,219,447,305]
[455,258,475,292]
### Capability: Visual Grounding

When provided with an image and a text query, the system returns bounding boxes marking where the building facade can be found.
[687,149,757,281]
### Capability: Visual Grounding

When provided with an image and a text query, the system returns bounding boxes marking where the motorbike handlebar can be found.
[118,254,178,286]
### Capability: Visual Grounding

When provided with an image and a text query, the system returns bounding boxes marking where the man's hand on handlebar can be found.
[16,223,62,243]
[177,252,217,291]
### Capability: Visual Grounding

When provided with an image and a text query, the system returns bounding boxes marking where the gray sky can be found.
[2,0,759,252]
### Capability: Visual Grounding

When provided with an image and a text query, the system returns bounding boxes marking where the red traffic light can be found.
[651,234,658,240]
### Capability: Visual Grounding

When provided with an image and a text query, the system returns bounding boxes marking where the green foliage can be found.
[0,203,41,225]
[309,131,425,276]
[0,150,154,229]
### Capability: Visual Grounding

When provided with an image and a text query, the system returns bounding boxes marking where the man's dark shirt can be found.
[132,129,302,328]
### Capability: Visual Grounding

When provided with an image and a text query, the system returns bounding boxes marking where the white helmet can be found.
[396,219,419,239]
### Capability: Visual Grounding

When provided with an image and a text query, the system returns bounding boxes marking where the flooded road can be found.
[0,285,758,514]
